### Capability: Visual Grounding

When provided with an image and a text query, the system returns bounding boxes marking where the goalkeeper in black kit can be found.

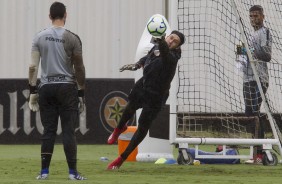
[107,30,185,170]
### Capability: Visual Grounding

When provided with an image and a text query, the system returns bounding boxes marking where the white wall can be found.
[0,0,164,78]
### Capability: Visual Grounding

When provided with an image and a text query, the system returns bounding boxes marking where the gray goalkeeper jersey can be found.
[243,26,272,83]
[32,26,82,86]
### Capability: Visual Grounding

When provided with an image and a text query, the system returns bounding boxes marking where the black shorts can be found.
[128,79,166,110]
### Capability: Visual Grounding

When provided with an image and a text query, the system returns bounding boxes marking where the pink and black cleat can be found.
[107,156,124,170]
[107,126,128,144]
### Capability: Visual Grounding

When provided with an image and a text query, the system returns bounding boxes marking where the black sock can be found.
[41,153,52,170]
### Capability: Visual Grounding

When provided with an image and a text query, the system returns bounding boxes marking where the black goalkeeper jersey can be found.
[136,39,181,98]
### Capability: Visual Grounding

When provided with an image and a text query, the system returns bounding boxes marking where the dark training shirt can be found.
[136,39,181,97]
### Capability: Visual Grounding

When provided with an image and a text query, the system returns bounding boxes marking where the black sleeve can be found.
[136,46,157,67]
[158,38,170,58]
[254,47,271,62]
[158,38,181,65]
[253,28,272,62]
[136,55,148,67]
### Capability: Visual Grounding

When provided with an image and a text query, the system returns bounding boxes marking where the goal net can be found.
[170,0,282,153]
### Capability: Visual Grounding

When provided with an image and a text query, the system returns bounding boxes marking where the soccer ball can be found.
[147,15,167,37]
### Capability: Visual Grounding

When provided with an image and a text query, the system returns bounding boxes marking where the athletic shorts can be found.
[128,79,165,110]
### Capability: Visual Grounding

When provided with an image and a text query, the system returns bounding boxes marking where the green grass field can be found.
[0,144,282,184]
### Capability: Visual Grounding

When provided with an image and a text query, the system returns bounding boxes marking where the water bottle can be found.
[100,157,109,162]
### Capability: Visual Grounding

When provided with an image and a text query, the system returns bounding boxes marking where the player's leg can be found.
[244,81,268,164]
[107,106,160,169]
[254,81,269,140]
[243,81,257,164]
[121,107,160,159]
[107,101,139,144]
[243,81,257,116]
[108,81,143,144]
[58,83,87,180]
[37,85,59,179]
[117,101,137,129]
[257,81,269,114]
[256,81,269,154]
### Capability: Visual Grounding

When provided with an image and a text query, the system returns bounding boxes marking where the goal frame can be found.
[169,0,282,161]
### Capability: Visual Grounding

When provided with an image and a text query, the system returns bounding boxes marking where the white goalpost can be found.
[169,0,282,165]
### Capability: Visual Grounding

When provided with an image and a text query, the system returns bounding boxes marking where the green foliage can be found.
[0,145,282,184]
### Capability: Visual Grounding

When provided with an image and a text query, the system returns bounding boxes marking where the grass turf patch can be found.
[0,145,281,184]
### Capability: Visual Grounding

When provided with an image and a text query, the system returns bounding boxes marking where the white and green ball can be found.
[147,15,167,37]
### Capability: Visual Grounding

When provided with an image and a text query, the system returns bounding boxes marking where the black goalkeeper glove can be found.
[78,89,85,113]
[119,64,141,72]
[150,33,166,45]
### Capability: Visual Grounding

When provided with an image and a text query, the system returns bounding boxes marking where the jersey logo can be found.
[47,75,66,82]
[45,37,65,43]
[154,50,160,56]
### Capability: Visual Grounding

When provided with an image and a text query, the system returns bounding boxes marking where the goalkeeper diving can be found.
[107,30,185,170]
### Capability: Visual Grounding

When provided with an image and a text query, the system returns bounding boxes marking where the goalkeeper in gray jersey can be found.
[243,5,272,116]
[28,2,86,180]
[237,5,272,164]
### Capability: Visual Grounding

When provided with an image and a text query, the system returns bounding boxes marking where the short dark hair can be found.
[50,2,66,20]
[171,30,186,46]
[249,5,264,14]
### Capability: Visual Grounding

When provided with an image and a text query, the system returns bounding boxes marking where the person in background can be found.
[238,5,272,164]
